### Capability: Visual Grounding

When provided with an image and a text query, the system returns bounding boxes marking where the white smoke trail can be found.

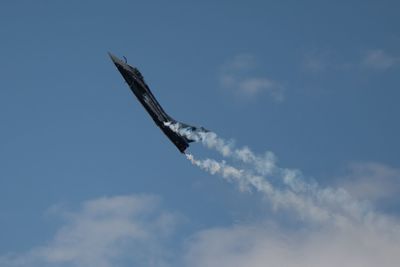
[165,122,278,176]
[166,122,384,228]
[185,152,368,226]
[165,122,310,192]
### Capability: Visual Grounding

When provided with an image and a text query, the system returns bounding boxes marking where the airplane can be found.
[109,52,206,153]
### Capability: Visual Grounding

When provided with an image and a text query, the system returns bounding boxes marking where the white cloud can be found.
[183,221,400,267]
[335,162,400,205]
[220,54,285,101]
[302,50,329,73]
[2,162,400,267]
[238,77,284,101]
[303,57,326,72]
[361,49,399,70]
[221,54,256,72]
[0,195,178,267]
[301,48,399,74]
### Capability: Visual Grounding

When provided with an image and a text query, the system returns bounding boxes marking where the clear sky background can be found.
[1,1,400,266]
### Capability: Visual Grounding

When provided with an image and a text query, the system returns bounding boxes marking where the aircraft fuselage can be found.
[109,53,190,153]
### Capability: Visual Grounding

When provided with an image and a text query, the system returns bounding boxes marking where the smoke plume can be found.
[165,122,397,231]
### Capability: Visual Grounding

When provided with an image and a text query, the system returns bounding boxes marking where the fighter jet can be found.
[109,52,206,153]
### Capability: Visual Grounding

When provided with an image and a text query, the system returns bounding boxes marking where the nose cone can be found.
[109,52,136,85]
[108,52,123,65]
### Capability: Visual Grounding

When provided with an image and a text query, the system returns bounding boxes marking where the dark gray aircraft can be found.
[109,52,206,153]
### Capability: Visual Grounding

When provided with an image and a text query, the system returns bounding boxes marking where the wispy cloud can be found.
[2,174,400,267]
[238,77,284,101]
[219,54,285,102]
[361,49,399,70]
[302,50,330,73]
[183,221,400,267]
[221,54,256,71]
[303,57,327,72]
[301,48,399,74]
[335,162,400,205]
[0,195,178,267]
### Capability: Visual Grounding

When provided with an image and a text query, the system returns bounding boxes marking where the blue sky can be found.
[1,1,400,266]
